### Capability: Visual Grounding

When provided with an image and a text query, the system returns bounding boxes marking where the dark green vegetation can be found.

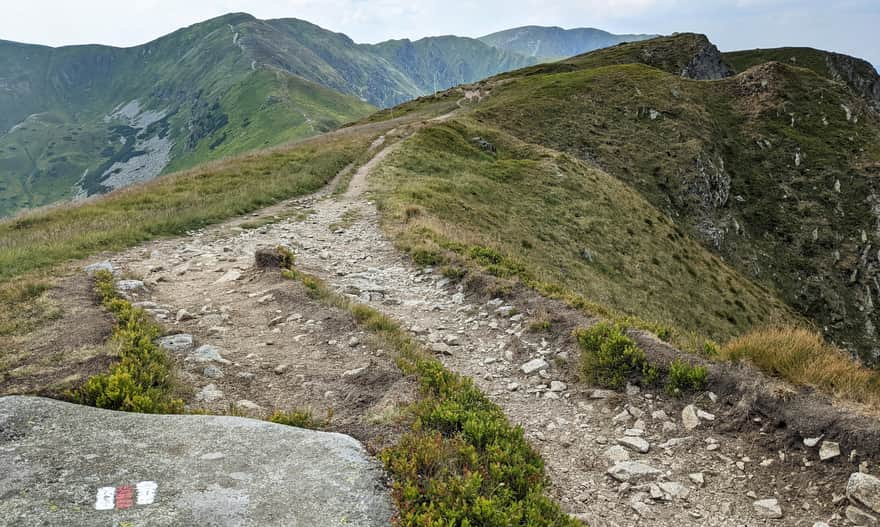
[479,25,656,61]
[372,33,880,365]
[73,270,183,414]
[280,255,578,526]
[0,13,542,217]
[666,359,709,397]
[577,324,708,396]
[576,323,658,389]
[0,128,376,281]
[267,409,331,430]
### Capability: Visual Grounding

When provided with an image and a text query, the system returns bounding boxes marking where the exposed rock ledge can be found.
[0,396,392,527]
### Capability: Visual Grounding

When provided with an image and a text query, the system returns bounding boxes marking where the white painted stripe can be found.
[94,487,116,510]
[136,481,158,505]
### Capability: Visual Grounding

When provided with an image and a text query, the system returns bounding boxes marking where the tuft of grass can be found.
[722,327,880,406]
[576,323,659,389]
[72,270,183,414]
[268,408,332,430]
[328,209,361,232]
[666,359,709,397]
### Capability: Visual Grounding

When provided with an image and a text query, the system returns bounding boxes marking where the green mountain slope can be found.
[0,13,537,218]
[479,25,657,61]
[371,34,880,364]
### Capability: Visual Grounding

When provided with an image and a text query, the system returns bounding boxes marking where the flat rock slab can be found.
[0,397,392,527]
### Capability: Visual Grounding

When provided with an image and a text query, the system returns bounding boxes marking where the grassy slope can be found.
[371,120,798,350]
[0,126,381,282]
[470,56,880,361]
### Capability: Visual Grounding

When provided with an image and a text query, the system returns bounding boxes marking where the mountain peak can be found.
[479,25,658,60]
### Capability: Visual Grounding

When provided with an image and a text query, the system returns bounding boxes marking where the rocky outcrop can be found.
[825,52,880,112]
[0,396,392,526]
[681,37,732,80]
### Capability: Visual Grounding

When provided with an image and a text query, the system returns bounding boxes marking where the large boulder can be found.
[0,396,392,526]
[849,472,880,514]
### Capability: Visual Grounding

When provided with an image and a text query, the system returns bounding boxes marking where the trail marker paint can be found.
[94,487,116,510]
[93,481,157,510]
[136,481,158,505]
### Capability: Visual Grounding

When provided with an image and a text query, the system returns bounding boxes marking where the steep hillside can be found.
[725,47,880,111]
[479,25,656,61]
[0,13,535,218]
[368,34,880,365]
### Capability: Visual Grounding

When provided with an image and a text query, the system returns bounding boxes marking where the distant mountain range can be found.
[0,13,652,217]
[479,25,657,60]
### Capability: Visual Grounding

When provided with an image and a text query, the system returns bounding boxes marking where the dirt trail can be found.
[105,134,856,526]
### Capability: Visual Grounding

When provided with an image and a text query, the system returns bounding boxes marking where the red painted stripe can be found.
[115,485,134,510]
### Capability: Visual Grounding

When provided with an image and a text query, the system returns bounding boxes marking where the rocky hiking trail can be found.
[64,131,880,526]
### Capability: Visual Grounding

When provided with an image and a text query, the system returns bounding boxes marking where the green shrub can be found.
[441,265,467,281]
[702,339,720,357]
[383,357,580,527]
[268,409,331,430]
[74,270,183,414]
[576,323,658,389]
[411,248,444,267]
[666,359,709,396]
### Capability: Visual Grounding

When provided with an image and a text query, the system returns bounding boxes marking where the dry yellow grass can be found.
[722,327,880,407]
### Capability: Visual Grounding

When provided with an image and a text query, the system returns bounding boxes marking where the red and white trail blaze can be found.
[94,481,157,510]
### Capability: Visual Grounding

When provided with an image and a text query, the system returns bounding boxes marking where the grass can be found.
[0,280,60,336]
[0,130,378,283]
[72,270,183,414]
[328,209,361,231]
[278,252,579,527]
[370,119,798,352]
[722,327,880,406]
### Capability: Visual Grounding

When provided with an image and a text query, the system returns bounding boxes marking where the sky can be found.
[2,1,878,68]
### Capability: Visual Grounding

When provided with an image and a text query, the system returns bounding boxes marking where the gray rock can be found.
[203,366,224,379]
[117,279,146,292]
[607,461,662,482]
[689,472,705,486]
[191,345,231,365]
[847,505,880,526]
[753,498,783,519]
[549,381,567,392]
[156,334,194,354]
[617,436,650,454]
[658,481,690,500]
[604,445,630,463]
[214,269,242,284]
[804,435,824,447]
[0,396,391,527]
[849,472,880,514]
[196,384,224,402]
[176,309,195,323]
[520,358,549,375]
[84,261,115,275]
[682,404,700,430]
[819,441,841,461]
